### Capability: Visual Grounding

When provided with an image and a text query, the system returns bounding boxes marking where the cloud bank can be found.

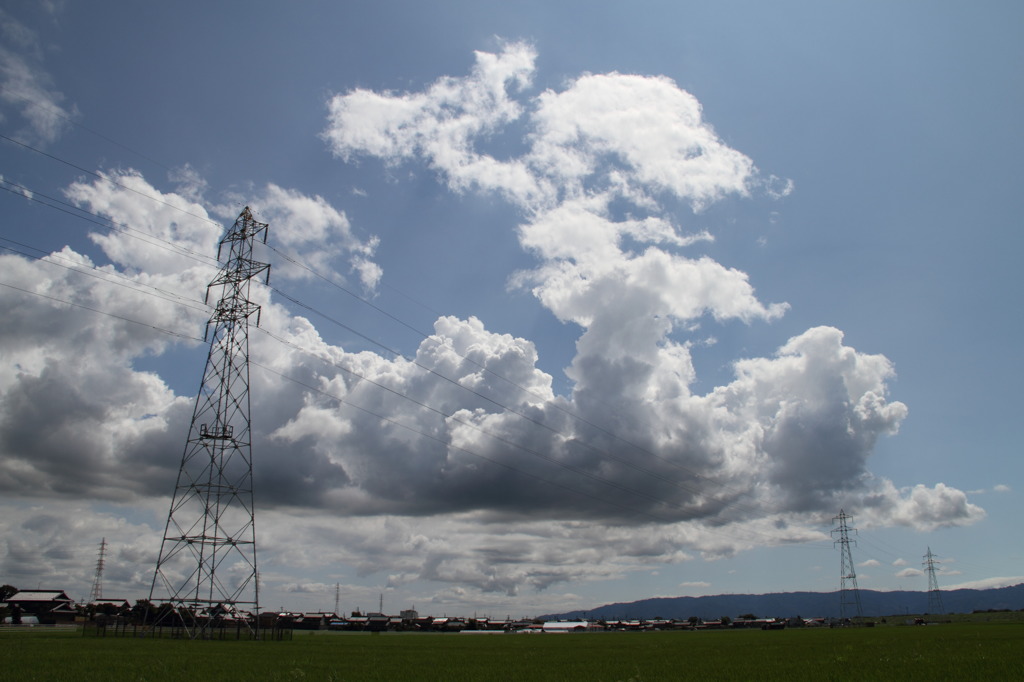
[0,43,984,606]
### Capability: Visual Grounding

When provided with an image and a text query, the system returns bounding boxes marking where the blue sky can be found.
[1,1,1021,618]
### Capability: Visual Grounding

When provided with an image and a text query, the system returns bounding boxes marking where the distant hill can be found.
[540,584,1024,621]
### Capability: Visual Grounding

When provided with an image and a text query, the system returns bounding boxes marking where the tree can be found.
[720,616,731,626]
[131,599,159,625]
[0,585,17,623]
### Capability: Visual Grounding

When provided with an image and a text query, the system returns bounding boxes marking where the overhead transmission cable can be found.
[0,179,221,269]
[255,326,715,520]
[0,276,681,525]
[4,91,176,172]
[0,214,692,524]
[0,237,212,315]
[0,239,785,543]
[4,118,778,526]
[266,284,745,510]
[0,207,808,549]
[252,359,671,524]
[0,133,220,229]
[262,241,765,516]
[3,168,767,524]
[4,130,768,512]
[253,345,810,548]
[0,280,204,343]
[254,326,816,548]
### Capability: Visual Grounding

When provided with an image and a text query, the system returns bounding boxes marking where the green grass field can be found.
[5,622,1023,681]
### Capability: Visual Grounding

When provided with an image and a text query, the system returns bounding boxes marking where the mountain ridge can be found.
[540,583,1024,621]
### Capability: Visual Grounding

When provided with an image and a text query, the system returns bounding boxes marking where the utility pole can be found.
[923,547,945,615]
[90,538,107,602]
[832,510,863,621]
[148,207,270,639]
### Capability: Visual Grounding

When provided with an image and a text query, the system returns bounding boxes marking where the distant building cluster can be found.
[1,587,847,632]
[255,612,830,632]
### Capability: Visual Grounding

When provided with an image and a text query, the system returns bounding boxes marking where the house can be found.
[257,611,287,629]
[293,612,336,630]
[366,612,389,631]
[4,590,78,624]
[87,598,132,624]
[346,615,369,630]
[88,598,132,615]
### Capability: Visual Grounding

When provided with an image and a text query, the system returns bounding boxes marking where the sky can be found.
[0,1,1021,618]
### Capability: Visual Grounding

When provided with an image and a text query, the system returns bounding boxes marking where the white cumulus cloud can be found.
[0,42,987,605]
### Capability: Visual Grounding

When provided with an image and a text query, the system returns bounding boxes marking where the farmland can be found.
[4,620,1023,681]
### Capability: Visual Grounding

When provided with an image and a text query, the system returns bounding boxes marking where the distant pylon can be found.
[148,207,270,639]
[832,510,863,620]
[90,537,107,602]
[923,547,945,614]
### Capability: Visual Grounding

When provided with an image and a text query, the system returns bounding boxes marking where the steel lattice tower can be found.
[923,547,945,614]
[148,207,270,638]
[832,509,863,621]
[90,537,107,602]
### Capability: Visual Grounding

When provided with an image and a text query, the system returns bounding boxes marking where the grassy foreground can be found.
[5,623,1023,681]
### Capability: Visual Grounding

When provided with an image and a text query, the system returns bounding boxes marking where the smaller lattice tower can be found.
[90,537,107,602]
[832,510,863,620]
[334,583,340,615]
[923,547,945,614]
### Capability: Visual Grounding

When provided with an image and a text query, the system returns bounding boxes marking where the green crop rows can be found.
[5,622,1023,681]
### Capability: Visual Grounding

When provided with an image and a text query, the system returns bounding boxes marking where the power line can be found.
[253,326,826,548]
[266,285,755,513]
[5,186,701,515]
[1,241,823,549]
[252,360,671,525]
[1,133,220,228]
[264,240,761,509]
[853,533,908,564]
[269,276,769,517]
[256,327,699,520]
[0,179,221,269]
[1,265,679,526]
[0,240,776,538]
[0,238,212,315]
[0,248,691,524]
[6,137,766,513]
[2,180,778,533]
[3,91,175,172]
[3,126,826,537]
[0,280,204,343]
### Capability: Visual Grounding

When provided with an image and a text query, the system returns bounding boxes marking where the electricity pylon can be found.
[149,207,270,639]
[832,510,863,620]
[90,537,107,602]
[923,547,945,614]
